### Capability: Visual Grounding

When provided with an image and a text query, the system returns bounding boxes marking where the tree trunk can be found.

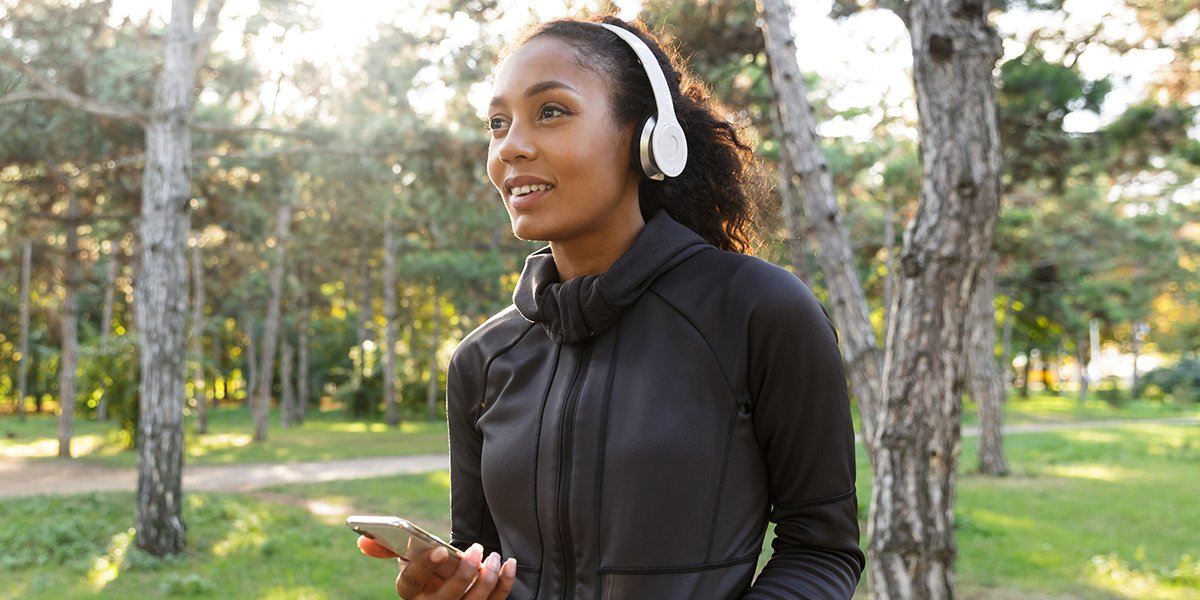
[1000,295,1013,389]
[253,197,292,442]
[190,240,208,434]
[1131,321,1146,399]
[97,246,118,421]
[426,291,442,421]
[280,336,296,428]
[382,215,400,426]
[758,0,885,450]
[355,249,374,386]
[868,1,1003,597]
[1076,335,1089,402]
[296,301,310,423]
[883,192,898,332]
[243,315,258,409]
[767,97,812,283]
[58,187,81,459]
[135,0,201,557]
[969,258,1008,476]
[17,238,32,420]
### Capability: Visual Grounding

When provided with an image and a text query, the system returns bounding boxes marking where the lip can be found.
[504,175,555,210]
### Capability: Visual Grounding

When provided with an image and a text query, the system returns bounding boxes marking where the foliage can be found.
[1137,357,1200,406]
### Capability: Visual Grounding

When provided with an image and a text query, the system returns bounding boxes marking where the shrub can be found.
[1138,357,1200,408]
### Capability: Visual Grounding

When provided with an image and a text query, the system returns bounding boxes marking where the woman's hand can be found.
[357,536,518,599]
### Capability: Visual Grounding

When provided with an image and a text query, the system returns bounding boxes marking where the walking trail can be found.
[2,417,1196,500]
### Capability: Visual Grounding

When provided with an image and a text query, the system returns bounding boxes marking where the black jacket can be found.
[448,213,865,599]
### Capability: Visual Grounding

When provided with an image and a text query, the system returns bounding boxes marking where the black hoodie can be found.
[448,212,865,599]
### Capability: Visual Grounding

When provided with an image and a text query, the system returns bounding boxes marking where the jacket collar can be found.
[513,212,709,344]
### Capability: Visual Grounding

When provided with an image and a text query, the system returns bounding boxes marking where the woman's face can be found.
[486,36,642,246]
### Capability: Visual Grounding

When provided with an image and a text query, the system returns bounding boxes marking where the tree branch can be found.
[193,0,228,72]
[192,122,324,139]
[0,54,150,122]
[0,54,150,123]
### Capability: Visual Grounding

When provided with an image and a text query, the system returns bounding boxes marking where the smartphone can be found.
[347,515,464,563]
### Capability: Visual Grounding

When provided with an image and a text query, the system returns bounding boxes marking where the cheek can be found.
[485,146,504,191]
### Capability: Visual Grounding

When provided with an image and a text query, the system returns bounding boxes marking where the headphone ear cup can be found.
[637,115,664,181]
[649,119,687,178]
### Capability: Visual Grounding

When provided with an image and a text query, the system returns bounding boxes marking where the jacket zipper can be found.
[556,344,591,600]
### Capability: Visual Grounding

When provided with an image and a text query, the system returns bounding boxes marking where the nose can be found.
[495,119,535,164]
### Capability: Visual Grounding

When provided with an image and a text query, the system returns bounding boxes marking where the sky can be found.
[104,0,1187,137]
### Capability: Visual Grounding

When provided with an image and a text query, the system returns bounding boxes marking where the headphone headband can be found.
[595,23,688,179]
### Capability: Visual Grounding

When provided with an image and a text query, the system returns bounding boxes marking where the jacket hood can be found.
[513,212,709,344]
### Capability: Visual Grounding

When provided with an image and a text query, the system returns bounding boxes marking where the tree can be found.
[253,186,293,442]
[133,0,225,556]
[757,0,886,454]
[760,1,1003,597]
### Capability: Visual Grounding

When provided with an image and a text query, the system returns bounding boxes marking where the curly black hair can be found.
[514,15,763,254]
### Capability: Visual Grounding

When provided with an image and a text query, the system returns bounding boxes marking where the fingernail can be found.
[430,547,448,563]
[467,543,484,563]
[502,557,517,577]
[484,552,501,572]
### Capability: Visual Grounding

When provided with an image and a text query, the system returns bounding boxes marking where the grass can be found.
[0,406,450,468]
[953,423,1200,599]
[961,390,1198,427]
[3,401,1200,598]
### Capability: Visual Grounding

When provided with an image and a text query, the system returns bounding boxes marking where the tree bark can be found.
[883,192,898,332]
[190,240,207,434]
[280,336,296,428]
[58,185,81,459]
[135,0,201,557]
[969,257,1008,476]
[382,215,400,426]
[243,314,258,409]
[868,1,1003,597]
[355,249,374,386]
[1076,334,1089,402]
[17,238,32,421]
[97,246,118,421]
[426,291,443,421]
[758,0,885,450]
[768,99,813,283]
[253,197,292,441]
[296,299,310,423]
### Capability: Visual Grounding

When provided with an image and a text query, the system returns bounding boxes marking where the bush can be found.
[1138,357,1200,408]
[1099,376,1125,407]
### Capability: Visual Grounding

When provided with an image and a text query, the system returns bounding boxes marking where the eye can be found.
[487,115,510,132]
[538,104,569,120]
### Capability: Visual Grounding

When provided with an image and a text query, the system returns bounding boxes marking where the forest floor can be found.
[3,416,1196,499]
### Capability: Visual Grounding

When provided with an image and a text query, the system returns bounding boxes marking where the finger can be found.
[486,558,518,600]
[395,547,449,598]
[432,548,463,580]
[433,543,484,599]
[462,553,502,600]
[358,535,399,559]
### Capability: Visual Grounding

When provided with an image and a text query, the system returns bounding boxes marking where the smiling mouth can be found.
[509,183,555,197]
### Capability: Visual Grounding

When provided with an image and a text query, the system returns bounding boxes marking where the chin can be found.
[508,217,555,244]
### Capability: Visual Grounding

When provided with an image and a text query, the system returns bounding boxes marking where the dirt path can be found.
[2,417,1195,499]
[0,453,448,499]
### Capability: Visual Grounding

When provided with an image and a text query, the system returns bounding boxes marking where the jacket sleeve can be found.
[446,342,503,556]
[742,270,865,599]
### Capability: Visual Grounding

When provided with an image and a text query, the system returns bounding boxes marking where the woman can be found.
[358,15,865,599]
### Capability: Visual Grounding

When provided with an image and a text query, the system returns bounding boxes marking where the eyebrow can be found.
[488,80,580,112]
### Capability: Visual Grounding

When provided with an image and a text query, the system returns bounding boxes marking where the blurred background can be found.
[0,1,1197,598]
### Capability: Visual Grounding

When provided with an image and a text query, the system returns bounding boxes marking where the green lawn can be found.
[3,403,1199,598]
[0,407,450,468]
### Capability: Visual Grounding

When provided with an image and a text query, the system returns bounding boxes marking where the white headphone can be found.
[596,23,688,180]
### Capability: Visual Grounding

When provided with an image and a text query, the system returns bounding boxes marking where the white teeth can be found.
[510,183,554,196]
